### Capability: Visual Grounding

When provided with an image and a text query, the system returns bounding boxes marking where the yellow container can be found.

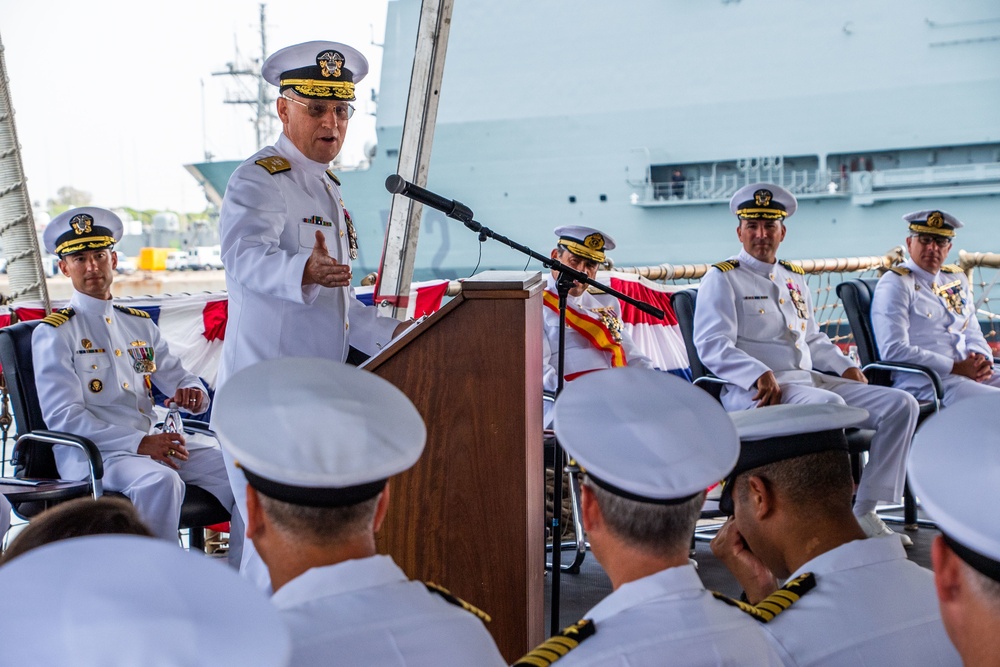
[138,247,170,271]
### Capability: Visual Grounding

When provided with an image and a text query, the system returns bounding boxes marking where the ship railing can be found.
[645,168,850,204]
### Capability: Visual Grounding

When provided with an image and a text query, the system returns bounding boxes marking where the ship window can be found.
[568,196,577,203]
[599,194,607,202]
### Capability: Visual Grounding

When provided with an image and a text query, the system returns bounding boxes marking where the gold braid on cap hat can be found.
[908,211,954,238]
[281,79,355,100]
[559,233,606,263]
[55,236,117,256]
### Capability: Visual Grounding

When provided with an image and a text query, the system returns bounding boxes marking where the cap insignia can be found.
[583,233,605,251]
[317,50,344,78]
[754,189,773,207]
[70,213,94,236]
[927,211,944,228]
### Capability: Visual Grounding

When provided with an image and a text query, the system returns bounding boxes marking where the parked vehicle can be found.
[115,251,137,275]
[186,246,223,271]
[166,251,189,271]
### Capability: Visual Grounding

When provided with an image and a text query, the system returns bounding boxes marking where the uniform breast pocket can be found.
[73,353,116,405]
[741,299,774,316]
[299,222,338,251]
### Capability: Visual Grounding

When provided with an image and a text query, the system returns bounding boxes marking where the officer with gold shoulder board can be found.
[31,208,237,548]
[213,357,506,667]
[694,183,919,545]
[217,40,407,585]
[515,368,782,666]
[871,210,999,406]
[712,404,960,666]
[542,225,655,425]
[909,395,1000,666]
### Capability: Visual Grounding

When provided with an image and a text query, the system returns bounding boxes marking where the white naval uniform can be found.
[270,554,506,667]
[694,249,918,505]
[872,259,1000,406]
[762,537,961,666]
[542,275,655,424]
[32,291,236,542]
[0,494,10,540]
[546,565,783,666]
[218,133,398,586]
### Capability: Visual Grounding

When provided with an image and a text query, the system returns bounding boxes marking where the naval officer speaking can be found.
[216,40,408,586]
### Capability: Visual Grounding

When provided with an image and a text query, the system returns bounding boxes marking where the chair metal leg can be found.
[188,527,206,552]
[545,462,587,574]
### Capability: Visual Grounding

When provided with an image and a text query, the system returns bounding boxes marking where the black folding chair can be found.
[837,278,944,530]
[0,320,230,550]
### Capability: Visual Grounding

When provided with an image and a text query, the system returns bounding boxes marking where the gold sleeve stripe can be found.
[113,306,151,319]
[423,582,491,623]
[712,260,740,272]
[512,619,596,666]
[779,260,805,275]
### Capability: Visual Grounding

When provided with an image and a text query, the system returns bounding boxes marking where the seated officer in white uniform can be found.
[0,494,11,543]
[32,208,237,546]
[694,183,919,545]
[872,210,999,407]
[213,357,506,667]
[0,534,291,666]
[712,404,961,667]
[514,368,783,666]
[542,225,655,424]
[909,395,1000,666]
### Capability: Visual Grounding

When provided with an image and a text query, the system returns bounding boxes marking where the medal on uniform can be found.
[934,280,965,315]
[127,345,156,374]
[591,307,624,344]
[786,280,808,319]
[341,199,358,260]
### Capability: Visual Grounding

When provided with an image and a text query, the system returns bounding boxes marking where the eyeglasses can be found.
[281,95,355,121]
[912,235,951,248]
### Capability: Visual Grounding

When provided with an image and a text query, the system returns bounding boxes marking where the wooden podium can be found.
[364,271,545,662]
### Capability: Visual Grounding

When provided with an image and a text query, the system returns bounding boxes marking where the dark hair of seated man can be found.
[2,497,153,564]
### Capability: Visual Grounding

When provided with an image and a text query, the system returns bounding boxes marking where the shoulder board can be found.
[884,266,911,276]
[325,169,341,185]
[712,259,740,272]
[255,156,291,174]
[779,260,805,275]
[941,264,962,273]
[711,572,815,623]
[40,308,75,327]
[113,305,151,319]
[424,582,491,623]
[512,619,595,666]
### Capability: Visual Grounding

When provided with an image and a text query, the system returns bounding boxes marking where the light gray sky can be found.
[0,0,389,213]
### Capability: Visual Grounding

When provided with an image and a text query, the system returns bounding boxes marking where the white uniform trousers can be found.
[930,373,1000,407]
[222,447,272,591]
[724,375,918,506]
[104,435,236,549]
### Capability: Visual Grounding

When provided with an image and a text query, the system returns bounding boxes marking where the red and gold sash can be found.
[543,290,627,368]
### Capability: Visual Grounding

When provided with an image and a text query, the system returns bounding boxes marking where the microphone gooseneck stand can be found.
[385,175,663,636]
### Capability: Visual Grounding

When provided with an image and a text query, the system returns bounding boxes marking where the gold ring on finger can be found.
[167,449,175,457]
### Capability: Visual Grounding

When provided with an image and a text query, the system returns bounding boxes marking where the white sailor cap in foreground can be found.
[908,395,1000,582]
[730,182,797,220]
[553,368,739,503]
[0,535,291,666]
[262,40,368,101]
[553,225,616,263]
[213,357,425,507]
[43,206,123,257]
[903,209,963,239]
[720,404,869,514]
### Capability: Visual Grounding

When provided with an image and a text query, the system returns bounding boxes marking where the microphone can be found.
[385,175,474,223]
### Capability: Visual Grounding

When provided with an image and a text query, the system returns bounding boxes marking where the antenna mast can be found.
[212,3,275,151]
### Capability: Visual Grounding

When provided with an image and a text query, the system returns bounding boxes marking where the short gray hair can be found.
[257,493,380,545]
[583,474,704,555]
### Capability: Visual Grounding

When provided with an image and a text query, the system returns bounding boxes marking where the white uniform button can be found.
[122,382,129,389]
[345,323,349,331]
[779,298,785,305]
[340,230,345,237]
[759,309,765,314]
[106,317,112,324]
[788,324,794,330]
[115,349,122,357]
[91,364,98,370]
